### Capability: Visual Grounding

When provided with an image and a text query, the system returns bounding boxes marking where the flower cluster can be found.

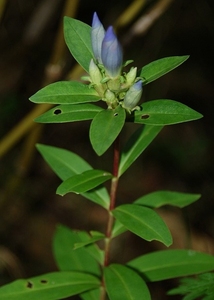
[88,12,143,113]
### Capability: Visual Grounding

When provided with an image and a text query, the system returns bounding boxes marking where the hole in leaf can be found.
[40,279,48,284]
[26,281,33,289]
[114,113,118,116]
[54,109,62,115]
[141,114,150,119]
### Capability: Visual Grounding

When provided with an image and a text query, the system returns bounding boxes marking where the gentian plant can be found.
[1,12,214,300]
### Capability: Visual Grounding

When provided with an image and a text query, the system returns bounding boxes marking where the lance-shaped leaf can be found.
[80,288,101,300]
[74,231,105,249]
[35,104,103,123]
[134,191,201,208]
[132,100,203,125]
[57,169,113,195]
[112,219,127,238]
[104,264,151,300]
[64,16,94,72]
[112,204,172,246]
[90,105,126,156]
[0,271,100,300]
[139,55,189,85]
[77,231,104,265]
[127,249,214,282]
[36,143,92,179]
[30,81,100,104]
[118,125,163,176]
[53,225,102,274]
[36,144,110,209]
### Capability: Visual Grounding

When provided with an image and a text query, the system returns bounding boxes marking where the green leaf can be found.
[74,231,105,249]
[132,100,203,125]
[76,231,104,265]
[134,191,201,208]
[53,225,101,275]
[35,104,103,123]
[56,169,113,195]
[127,249,214,282]
[139,55,189,85]
[30,81,100,104]
[0,271,100,300]
[104,264,151,300]
[36,144,91,180]
[112,204,172,246]
[118,125,163,176]
[36,144,110,209]
[112,220,127,238]
[81,288,101,300]
[90,106,126,156]
[64,16,94,72]
[82,187,110,210]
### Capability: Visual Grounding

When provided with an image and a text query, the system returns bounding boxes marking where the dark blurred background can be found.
[0,0,214,299]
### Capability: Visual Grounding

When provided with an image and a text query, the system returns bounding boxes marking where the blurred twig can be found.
[123,0,174,44]
[114,0,147,30]
[23,0,63,45]
[44,0,80,86]
[0,0,7,19]
[0,104,52,158]
[0,246,25,279]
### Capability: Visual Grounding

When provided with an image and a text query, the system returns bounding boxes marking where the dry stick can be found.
[133,0,174,35]
[123,0,174,44]
[18,124,43,176]
[44,0,80,85]
[0,104,52,158]
[114,0,147,30]
[0,246,25,278]
[0,0,7,19]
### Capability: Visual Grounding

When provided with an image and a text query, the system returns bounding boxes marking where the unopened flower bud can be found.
[91,12,105,63]
[123,80,143,112]
[89,59,102,85]
[126,67,137,85]
[89,59,105,97]
[105,89,118,108]
[101,26,123,78]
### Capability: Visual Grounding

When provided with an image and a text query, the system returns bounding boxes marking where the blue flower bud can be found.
[123,80,143,112]
[91,12,105,63]
[101,26,123,78]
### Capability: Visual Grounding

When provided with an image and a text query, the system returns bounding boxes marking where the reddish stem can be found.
[100,136,120,300]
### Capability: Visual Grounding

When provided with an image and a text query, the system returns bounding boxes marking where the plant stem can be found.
[101,135,120,300]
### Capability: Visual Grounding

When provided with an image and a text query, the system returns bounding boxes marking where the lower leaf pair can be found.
[1,225,214,300]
